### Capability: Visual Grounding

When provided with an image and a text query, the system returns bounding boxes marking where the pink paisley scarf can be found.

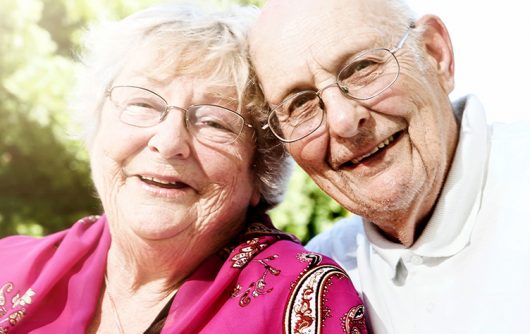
[0,215,367,333]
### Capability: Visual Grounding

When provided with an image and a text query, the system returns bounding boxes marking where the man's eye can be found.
[353,59,376,72]
[340,59,378,80]
[283,92,319,117]
[291,95,313,109]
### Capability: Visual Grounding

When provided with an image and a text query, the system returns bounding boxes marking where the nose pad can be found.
[147,108,191,159]
[322,89,370,138]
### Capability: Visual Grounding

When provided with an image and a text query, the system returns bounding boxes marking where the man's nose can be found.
[147,108,191,159]
[321,89,370,138]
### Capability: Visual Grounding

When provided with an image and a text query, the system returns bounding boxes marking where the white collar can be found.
[363,95,490,275]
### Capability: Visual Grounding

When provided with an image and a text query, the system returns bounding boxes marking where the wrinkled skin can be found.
[89,50,260,272]
[250,0,458,246]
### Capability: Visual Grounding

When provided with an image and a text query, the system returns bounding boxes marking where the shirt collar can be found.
[364,95,490,274]
[363,222,407,279]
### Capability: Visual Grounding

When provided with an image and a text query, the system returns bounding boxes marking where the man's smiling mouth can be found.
[341,130,405,168]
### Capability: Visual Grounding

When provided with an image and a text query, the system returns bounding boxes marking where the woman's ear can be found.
[250,187,261,207]
[416,15,455,94]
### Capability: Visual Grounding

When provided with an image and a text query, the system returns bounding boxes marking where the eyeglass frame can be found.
[263,24,415,143]
[105,85,253,144]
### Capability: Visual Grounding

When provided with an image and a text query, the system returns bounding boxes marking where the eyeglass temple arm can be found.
[391,22,416,53]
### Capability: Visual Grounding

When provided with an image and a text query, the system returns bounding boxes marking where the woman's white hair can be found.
[72,2,292,209]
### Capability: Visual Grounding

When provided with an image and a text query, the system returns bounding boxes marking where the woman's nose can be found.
[322,89,370,139]
[147,109,191,159]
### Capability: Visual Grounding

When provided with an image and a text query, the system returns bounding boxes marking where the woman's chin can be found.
[119,212,195,242]
[134,224,190,241]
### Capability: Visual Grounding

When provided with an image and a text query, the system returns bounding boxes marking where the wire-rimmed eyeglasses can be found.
[106,85,252,145]
[263,25,414,143]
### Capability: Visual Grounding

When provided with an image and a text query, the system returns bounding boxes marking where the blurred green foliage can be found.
[0,0,349,241]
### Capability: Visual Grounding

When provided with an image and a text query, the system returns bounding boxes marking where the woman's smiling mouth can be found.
[138,175,190,189]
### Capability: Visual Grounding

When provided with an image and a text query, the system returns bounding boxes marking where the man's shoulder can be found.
[490,119,530,139]
[305,215,365,271]
[490,119,530,145]
[306,215,365,248]
[488,120,530,175]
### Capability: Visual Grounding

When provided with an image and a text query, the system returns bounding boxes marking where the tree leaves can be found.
[0,0,100,236]
[270,165,349,244]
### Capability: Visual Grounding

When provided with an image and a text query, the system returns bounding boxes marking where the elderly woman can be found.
[0,3,367,334]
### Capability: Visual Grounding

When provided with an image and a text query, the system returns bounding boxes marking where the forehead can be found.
[251,0,385,103]
[113,46,238,99]
[116,44,229,82]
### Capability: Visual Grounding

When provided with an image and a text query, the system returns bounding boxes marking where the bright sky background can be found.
[406,0,530,123]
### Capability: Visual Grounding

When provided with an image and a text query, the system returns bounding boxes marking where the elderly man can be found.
[250,0,530,333]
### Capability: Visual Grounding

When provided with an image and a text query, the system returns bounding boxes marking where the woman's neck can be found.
[87,268,177,334]
[105,234,205,292]
[89,237,193,334]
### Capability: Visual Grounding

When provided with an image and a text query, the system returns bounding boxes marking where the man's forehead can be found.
[250,0,379,102]
[251,0,367,45]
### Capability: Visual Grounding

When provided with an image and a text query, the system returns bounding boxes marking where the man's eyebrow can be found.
[283,51,377,101]
[271,63,321,104]
[269,82,317,106]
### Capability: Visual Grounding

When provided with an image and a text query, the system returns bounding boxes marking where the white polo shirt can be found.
[306,96,530,334]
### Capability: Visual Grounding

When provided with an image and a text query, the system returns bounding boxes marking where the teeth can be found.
[141,176,179,185]
[351,133,398,165]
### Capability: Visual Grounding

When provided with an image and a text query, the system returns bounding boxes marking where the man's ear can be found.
[416,15,455,94]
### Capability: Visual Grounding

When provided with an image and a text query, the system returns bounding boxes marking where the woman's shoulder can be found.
[0,215,105,283]
[0,215,108,334]
[0,215,102,251]
[229,237,368,334]
[258,238,355,279]
[261,238,342,270]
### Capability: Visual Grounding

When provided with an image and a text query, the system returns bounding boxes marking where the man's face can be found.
[251,0,458,242]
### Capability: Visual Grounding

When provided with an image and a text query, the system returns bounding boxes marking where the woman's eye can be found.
[131,102,154,108]
[193,115,238,134]
[122,98,167,117]
[189,106,243,136]
[203,120,229,130]
[126,101,159,110]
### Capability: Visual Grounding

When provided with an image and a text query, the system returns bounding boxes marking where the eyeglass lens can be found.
[270,48,400,142]
[109,86,245,144]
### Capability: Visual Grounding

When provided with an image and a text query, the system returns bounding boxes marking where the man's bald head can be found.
[249,0,415,102]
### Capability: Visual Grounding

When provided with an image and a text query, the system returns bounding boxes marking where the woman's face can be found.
[89,57,260,244]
